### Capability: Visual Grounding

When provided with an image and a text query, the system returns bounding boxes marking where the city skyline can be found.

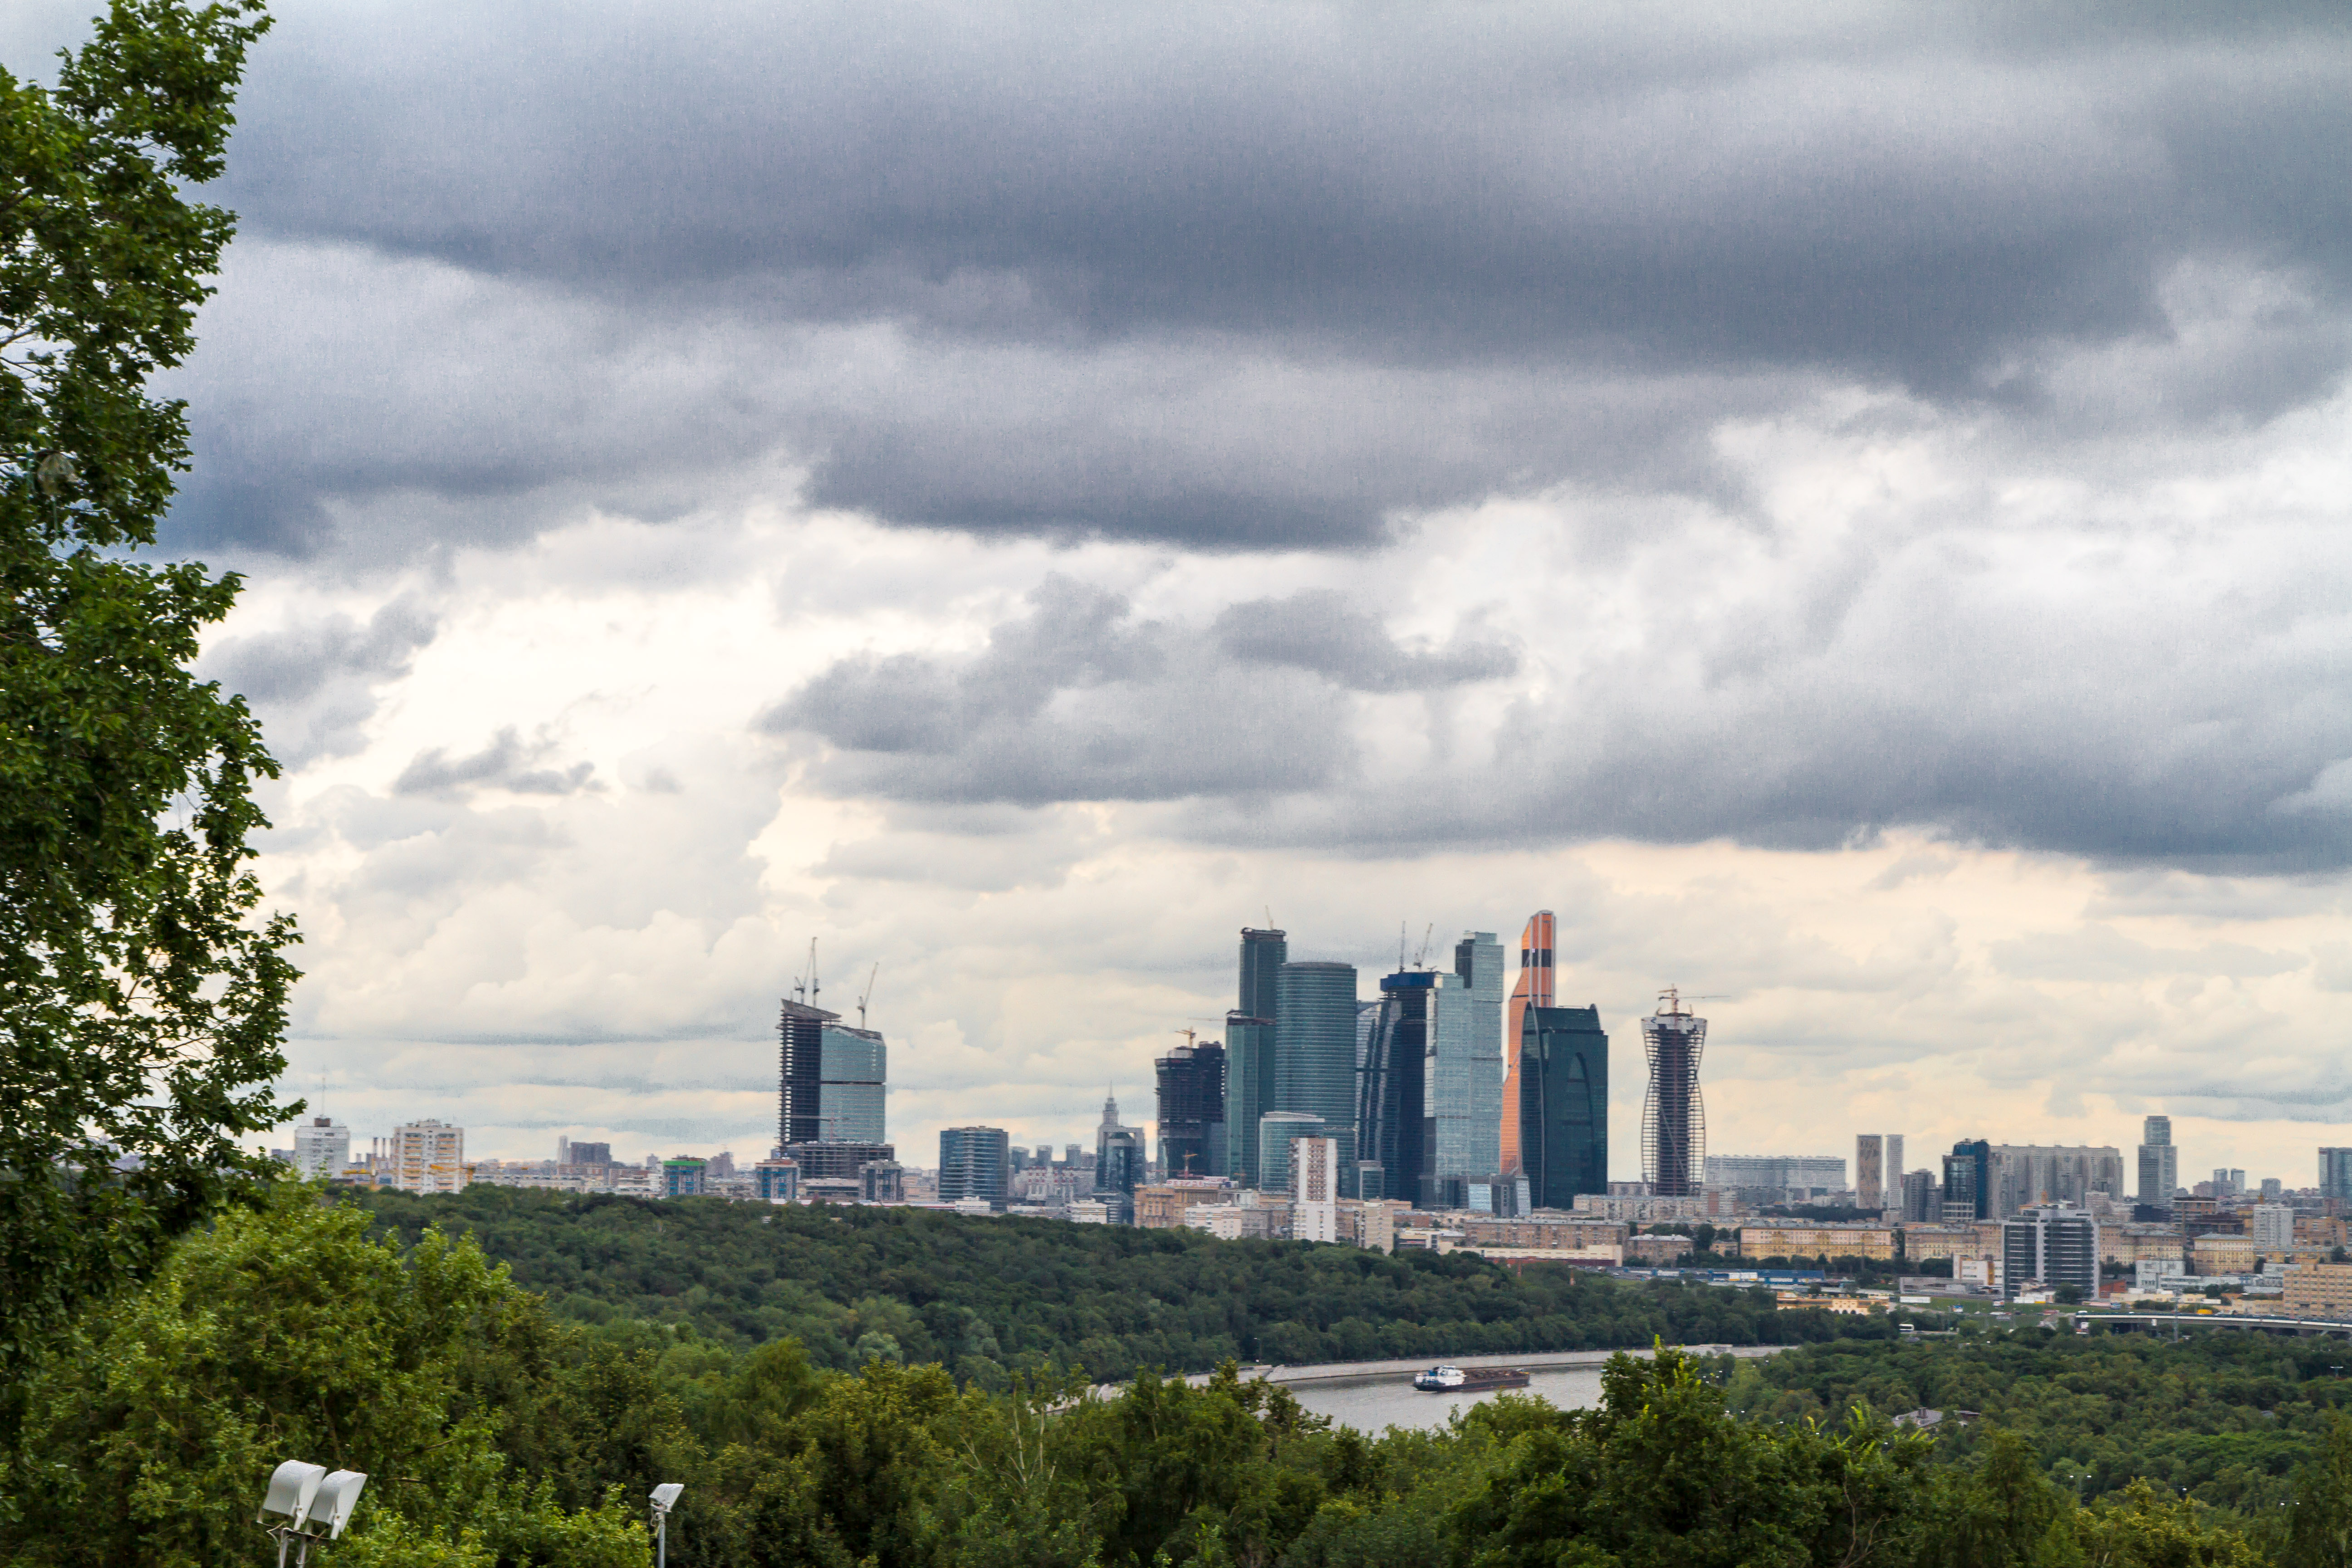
[111,1,2352,1178]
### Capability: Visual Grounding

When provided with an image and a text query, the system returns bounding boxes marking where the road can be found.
[1094,1342,1789,1398]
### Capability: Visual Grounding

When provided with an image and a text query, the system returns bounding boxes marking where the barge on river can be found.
[1412,1364,1532,1392]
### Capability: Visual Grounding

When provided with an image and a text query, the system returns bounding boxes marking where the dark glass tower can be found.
[1226,927,1285,1185]
[1276,961,1359,1184]
[1357,974,1429,1208]
[1945,1138,1992,1220]
[1638,990,1706,1196]
[1155,1039,1226,1178]
[938,1126,1010,1206]
[778,998,835,1146]
[1521,1005,1608,1210]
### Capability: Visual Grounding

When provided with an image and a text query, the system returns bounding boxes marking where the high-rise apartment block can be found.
[940,1126,1011,1208]
[1292,1135,1341,1243]
[1856,1134,1906,1210]
[2253,1203,2295,1251]
[1639,991,1707,1196]
[2001,1205,2099,1298]
[392,1119,465,1195]
[1519,1005,1607,1211]
[1704,1155,1846,1192]
[1257,1112,1332,1197]
[1155,1037,1226,1179]
[1901,1168,1938,1222]
[1989,1145,2124,1215]
[1499,911,1555,1176]
[662,1157,706,1197]
[2137,1117,2178,1211]
[293,1116,349,1181]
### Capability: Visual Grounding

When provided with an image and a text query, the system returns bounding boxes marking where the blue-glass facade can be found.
[1277,960,1359,1184]
[1520,1005,1607,1210]
[1256,1112,1330,1196]
[939,1125,1010,1206]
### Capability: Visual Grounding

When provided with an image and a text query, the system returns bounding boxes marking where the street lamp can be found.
[256,1461,368,1567]
[650,1483,685,1568]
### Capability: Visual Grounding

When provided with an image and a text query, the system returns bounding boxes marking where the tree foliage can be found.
[0,0,295,1388]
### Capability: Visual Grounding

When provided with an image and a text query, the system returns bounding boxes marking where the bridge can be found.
[2085,1311,2352,1339]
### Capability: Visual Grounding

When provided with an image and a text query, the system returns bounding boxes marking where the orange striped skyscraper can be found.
[1499,910,1555,1174]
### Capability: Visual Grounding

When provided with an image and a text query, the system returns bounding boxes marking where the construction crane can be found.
[1412,922,1435,969]
[857,963,880,1029]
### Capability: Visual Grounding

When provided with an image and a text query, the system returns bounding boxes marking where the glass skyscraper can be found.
[1520,1004,1607,1210]
[938,1126,1009,1207]
[1155,1038,1226,1178]
[1451,931,1504,1183]
[1276,960,1359,1185]
[818,1022,887,1143]
[1638,990,1707,1196]
[2137,1115,2178,1210]
[1225,927,1284,1185]
[2322,1147,2352,1204]
[1358,973,1428,1207]
[1500,911,1554,1175]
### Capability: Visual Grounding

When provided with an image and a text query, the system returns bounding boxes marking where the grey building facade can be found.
[2002,1205,2100,1298]
[938,1126,1010,1207]
[2137,1115,2178,1210]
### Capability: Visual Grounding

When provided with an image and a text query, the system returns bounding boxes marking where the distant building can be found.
[1499,911,1557,1177]
[1276,960,1359,1186]
[2322,1148,2352,1205]
[1134,1180,1236,1229]
[939,1127,1011,1208]
[2137,1117,2178,1212]
[753,1157,799,1201]
[1639,991,1707,1196]
[1943,1140,1991,1221]
[1225,928,1287,1186]
[1292,1136,1341,1243]
[662,1157,707,1197]
[1900,1169,1939,1223]
[1519,1004,1608,1212]
[782,1140,895,1181]
[1256,1112,1330,1198]
[1990,1145,2124,1215]
[1446,931,1505,1185]
[2286,1263,2352,1319]
[2253,1203,2296,1252]
[392,1119,464,1195]
[1704,1154,1846,1192]
[566,1140,614,1167]
[2001,1205,2099,1298]
[1857,1136,1884,1211]
[1156,1037,1227,1180]
[1097,1107,1143,1224]
[293,1117,349,1181]
[859,1160,906,1203]
[778,996,889,1147]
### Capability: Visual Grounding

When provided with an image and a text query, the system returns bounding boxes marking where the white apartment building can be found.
[393,1119,465,1195]
[2253,1203,2296,1252]
[292,1117,349,1181]
[1292,1136,1340,1243]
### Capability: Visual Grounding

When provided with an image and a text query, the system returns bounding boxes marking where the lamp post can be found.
[256,1461,368,1567]
[650,1482,685,1568]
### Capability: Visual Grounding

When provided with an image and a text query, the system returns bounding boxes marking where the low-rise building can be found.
[1573,1191,1744,1222]
[2284,1263,2352,1318]
[1137,1179,1239,1229]
[1896,1224,1991,1264]
[1741,1223,1897,1262]
[2193,1234,2257,1275]
[1184,1196,1290,1240]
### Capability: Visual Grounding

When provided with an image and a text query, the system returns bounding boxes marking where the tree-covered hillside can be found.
[357,1188,1893,1381]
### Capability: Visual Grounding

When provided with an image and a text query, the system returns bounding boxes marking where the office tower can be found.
[293,1117,349,1181]
[2253,1203,2294,1251]
[1156,1038,1227,1178]
[1519,1004,1607,1211]
[1639,990,1707,1196]
[2325,1149,2352,1203]
[1856,1136,1883,1210]
[1225,928,1285,1184]
[1901,1168,1938,1223]
[392,1119,465,1195]
[781,1140,894,1180]
[1063,1142,1082,1168]
[1943,1139,1991,1221]
[1452,932,1505,1180]
[1356,980,1415,1206]
[2262,1177,2283,1200]
[556,1136,570,1164]
[1276,960,1359,1184]
[1097,1126,1143,1222]
[1704,1155,1847,1192]
[1292,1136,1341,1243]
[860,1160,905,1201]
[2212,1168,2236,1196]
[939,1127,1010,1207]
[818,1019,888,1143]
[1989,1145,2125,1215]
[1035,1144,1053,1167]
[1257,1112,1331,1196]
[2228,1167,2246,1194]
[2137,1116,2178,1211]
[2001,1205,2099,1298]
[779,998,832,1146]
[1500,911,1556,1175]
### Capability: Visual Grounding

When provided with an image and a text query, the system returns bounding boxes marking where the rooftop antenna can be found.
[857,962,879,1029]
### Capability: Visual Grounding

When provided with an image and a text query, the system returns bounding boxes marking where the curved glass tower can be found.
[1639,989,1706,1196]
[1521,1004,1607,1210]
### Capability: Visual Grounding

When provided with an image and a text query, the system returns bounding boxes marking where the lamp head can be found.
[650,1482,684,1513]
[306,1471,368,1539]
[257,1460,327,1529]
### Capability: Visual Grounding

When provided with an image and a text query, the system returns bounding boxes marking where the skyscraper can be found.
[1499,912,1555,1175]
[818,1019,888,1143]
[2322,1148,2352,1204]
[1451,931,1505,1182]
[392,1119,464,1195]
[779,997,833,1147]
[940,1126,1010,1207]
[1639,990,1706,1196]
[1519,1004,1607,1211]
[1156,1037,1227,1178]
[1943,1138,1992,1221]
[1276,960,1359,1183]
[1292,1136,1341,1243]
[1355,978,1418,1206]
[1258,1111,1331,1197]
[1096,1093,1143,1223]
[1225,928,1285,1185]
[293,1116,349,1180]
[1856,1135,1883,1210]
[2137,1116,2177,1211]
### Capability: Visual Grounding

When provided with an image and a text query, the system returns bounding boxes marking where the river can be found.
[1285,1365,1607,1432]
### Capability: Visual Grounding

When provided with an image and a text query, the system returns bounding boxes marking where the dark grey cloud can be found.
[202,598,439,765]
[1216,589,1517,691]
[394,728,600,799]
[99,0,2349,555]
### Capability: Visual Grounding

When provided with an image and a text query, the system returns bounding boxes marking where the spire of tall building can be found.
[1499,911,1554,1174]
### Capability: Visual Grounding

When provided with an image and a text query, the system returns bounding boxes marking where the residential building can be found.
[2254,1203,2296,1252]
[1704,1155,1846,1192]
[2134,1259,2189,1293]
[662,1157,706,1197]
[2137,1116,2178,1211]
[1898,1224,1994,1264]
[1135,1179,1236,1229]
[1156,1037,1226,1179]
[1639,990,1706,1196]
[1741,1223,1897,1262]
[1183,1191,1292,1240]
[1276,959,1359,1185]
[392,1119,464,1195]
[1225,927,1287,1186]
[292,1117,349,1181]
[1342,1198,1405,1253]
[1293,1135,1341,1243]
[1067,1200,1111,1224]
[2001,1205,2099,1298]
[940,1126,1011,1207]
[859,1161,905,1202]
[781,1141,894,1180]
[2194,1235,2256,1275]
[1901,1169,1939,1222]
[1520,1004,1609,1211]
[565,1139,613,1167]
[1990,1145,2126,1216]
[753,1157,799,1201]
[1571,1190,1740,1221]
[2323,1148,2352,1204]
[1857,1136,1884,1211]
[1499,910,1556,1176]
[2285,1263,2352,1318]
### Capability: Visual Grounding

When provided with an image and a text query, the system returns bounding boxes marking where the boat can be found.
[1412,1364,1532,1392]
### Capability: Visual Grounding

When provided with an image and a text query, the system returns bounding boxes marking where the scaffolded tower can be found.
[1499,911,1555,1174]
[1639,987,1707,1196]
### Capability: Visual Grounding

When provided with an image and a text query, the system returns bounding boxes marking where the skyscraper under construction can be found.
[1499,911,1554,1174]
[1639,989,1706,1196]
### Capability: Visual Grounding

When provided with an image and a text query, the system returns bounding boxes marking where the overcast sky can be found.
[17,1,2352,1181]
